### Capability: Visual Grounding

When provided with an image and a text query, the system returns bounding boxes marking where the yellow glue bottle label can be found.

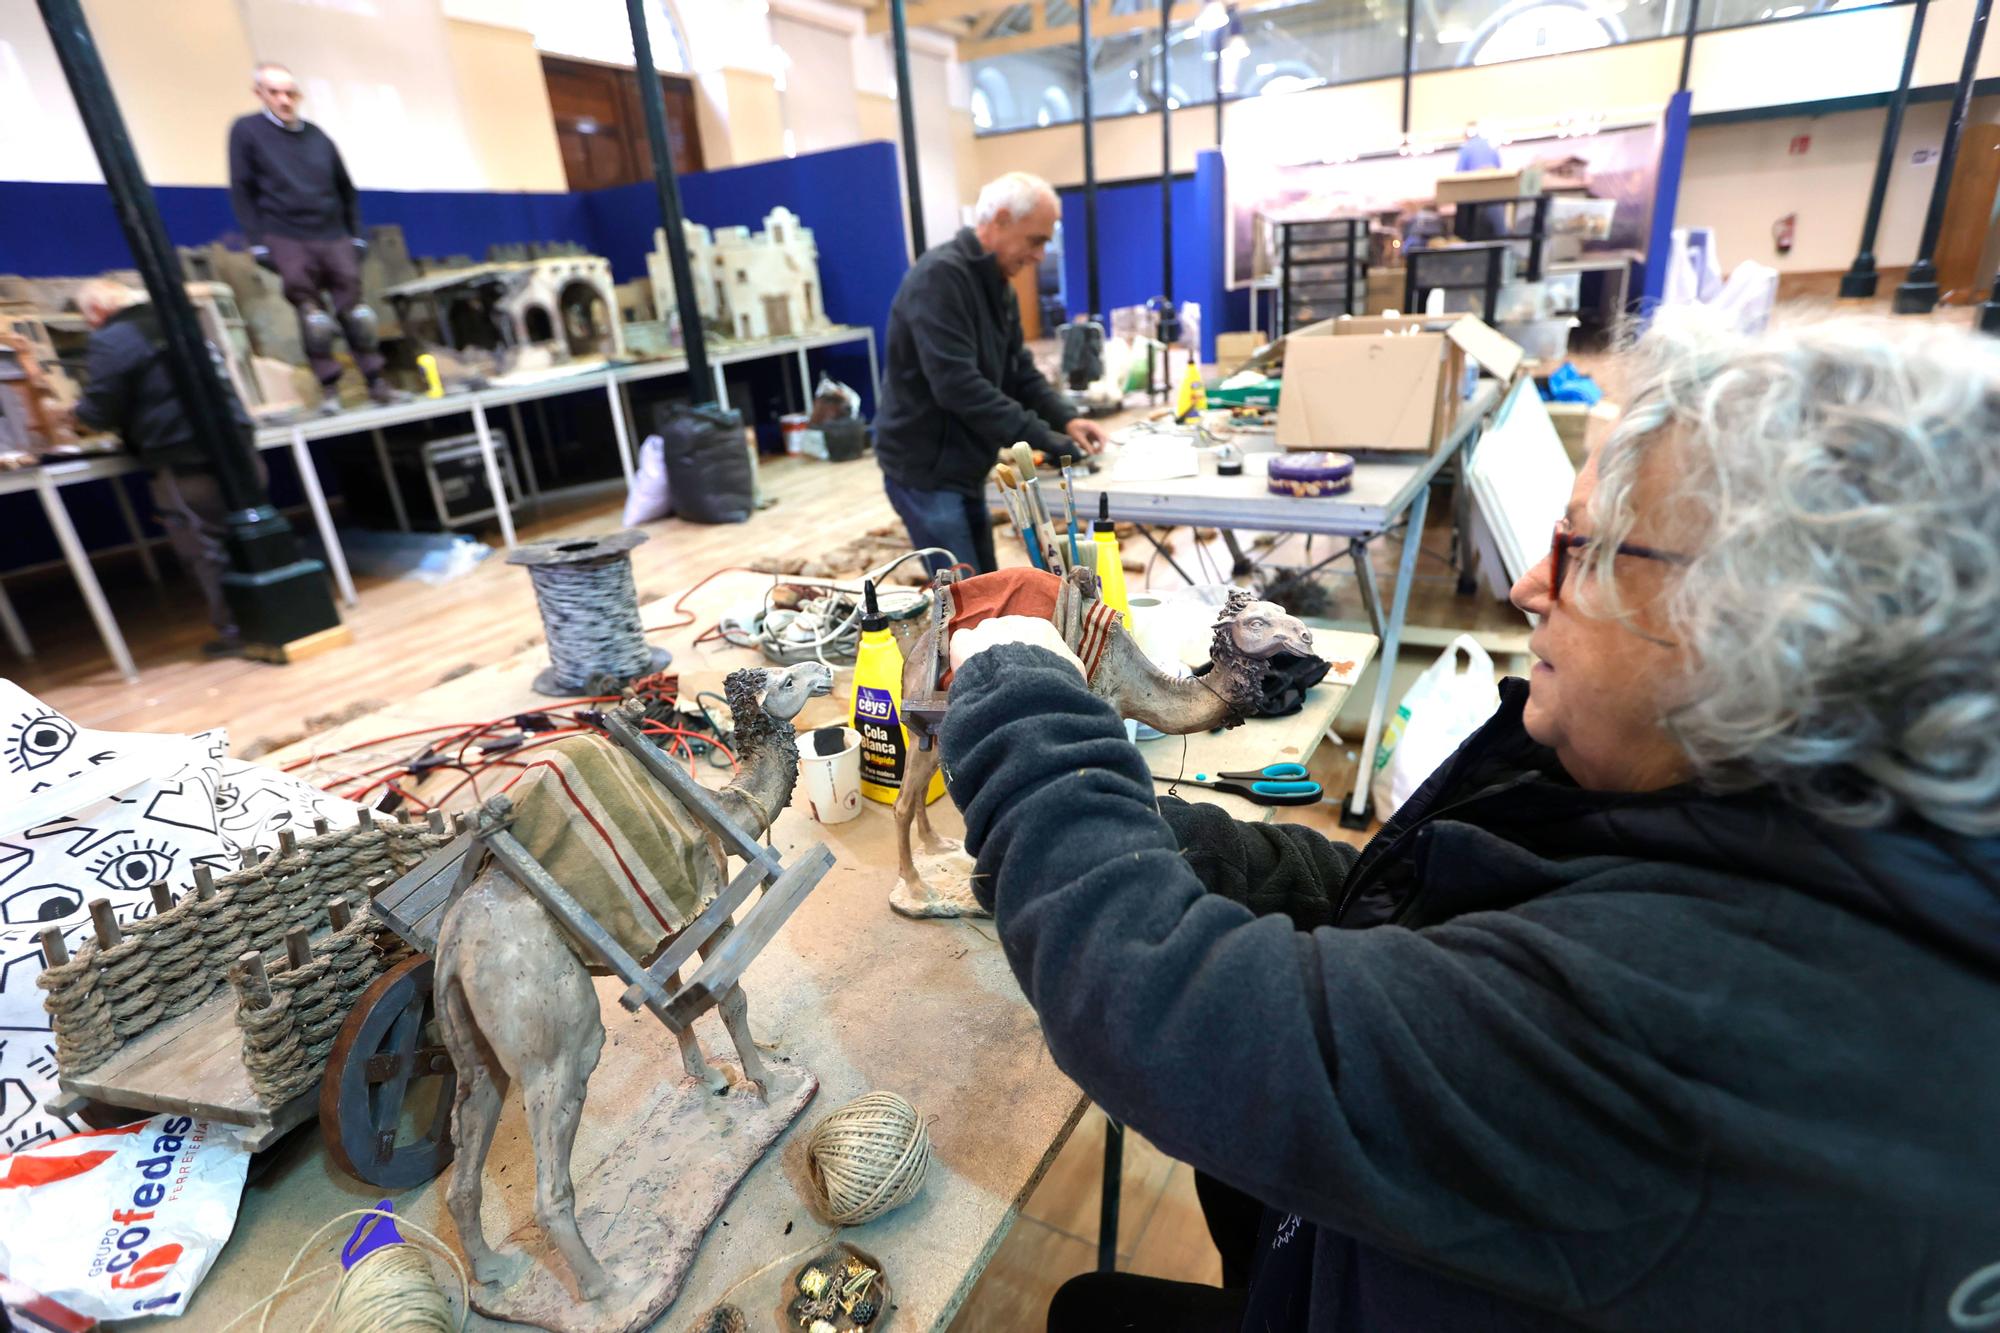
[851,583,944,805]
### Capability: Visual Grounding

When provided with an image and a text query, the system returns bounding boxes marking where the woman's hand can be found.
[950,616,1086,680]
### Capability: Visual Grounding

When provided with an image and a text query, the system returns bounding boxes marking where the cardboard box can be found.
[1276,335,1443,453]
[1365,266,1405,315]
[1274,316,1522,455]
[1435,166,1542,206]
[1214,331,1266,371]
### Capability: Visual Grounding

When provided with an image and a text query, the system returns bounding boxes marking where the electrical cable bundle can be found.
[284,674,735,818]
[507,528,670,696]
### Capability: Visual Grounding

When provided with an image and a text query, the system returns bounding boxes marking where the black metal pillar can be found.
[627,0,712,401]
[1842,0,1928,298]
[1401,0,1415,133]
[1896,0,1991,314]
[39,0,339,652]
[1081,0,1102,318]
[891,0,928,256]
[1159,0,1180,345]
[1678,0,1700,90]
[1212,24,1224,146]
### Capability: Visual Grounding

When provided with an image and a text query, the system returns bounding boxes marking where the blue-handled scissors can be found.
[1153,763,1321,806]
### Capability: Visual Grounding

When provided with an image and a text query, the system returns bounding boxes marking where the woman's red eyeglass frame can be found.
[1549,522,1690,602]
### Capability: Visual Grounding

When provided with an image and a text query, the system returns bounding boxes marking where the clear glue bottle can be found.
[1092,494,1131,621]
[851,580,944,805]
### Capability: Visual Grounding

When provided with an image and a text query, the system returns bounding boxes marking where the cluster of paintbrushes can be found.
[994,441,1084,574]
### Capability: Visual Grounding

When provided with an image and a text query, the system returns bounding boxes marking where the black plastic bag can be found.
[654,401,752,524]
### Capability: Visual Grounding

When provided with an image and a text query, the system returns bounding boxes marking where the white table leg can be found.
[711,362,728,408]
[36,472,136,682]
[0,578,31,659]
[866,329,881,400]
[508,402,541,499]
[796,346,811,408]
[1346,484,1430,821]
[109,475,161,586]
[290,426,356,607]
[470,398,517,549]
[605,378,636,490]
[371,428,411,533]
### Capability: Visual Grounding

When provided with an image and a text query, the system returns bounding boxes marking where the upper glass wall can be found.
[968,0,1908,133]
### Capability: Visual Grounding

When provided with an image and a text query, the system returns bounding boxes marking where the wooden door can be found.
[543,56,705,192]
[1010,263,1041,342]
[1935,123,2000,304]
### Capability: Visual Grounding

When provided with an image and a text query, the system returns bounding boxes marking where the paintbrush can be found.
[1008,444,1062,572]
[996,464,1046,570]
[1058,455,1081,569]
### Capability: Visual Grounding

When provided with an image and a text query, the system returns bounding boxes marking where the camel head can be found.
[730,661,836,725]
[1205,590,1315,719]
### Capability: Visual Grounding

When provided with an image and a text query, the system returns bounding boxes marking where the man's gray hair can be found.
[974,171,1056,226]
[1586,311,2000,836]
[252,61,293,83]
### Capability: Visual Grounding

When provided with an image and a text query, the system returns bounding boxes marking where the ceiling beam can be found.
[866,0,1025,35]
[959,5,1149,61]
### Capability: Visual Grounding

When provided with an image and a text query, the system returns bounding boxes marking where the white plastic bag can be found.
[1370,635,1501,819]
[0,1114,252,1319]
[622,433,673,526]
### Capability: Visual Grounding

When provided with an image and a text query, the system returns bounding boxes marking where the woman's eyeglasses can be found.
[1549,522,1689,602]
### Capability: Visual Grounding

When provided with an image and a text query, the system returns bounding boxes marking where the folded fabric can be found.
[501,733,716,964]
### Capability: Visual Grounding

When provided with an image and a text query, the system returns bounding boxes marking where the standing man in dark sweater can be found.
[874,172,1106,574]
[227,62,391,411]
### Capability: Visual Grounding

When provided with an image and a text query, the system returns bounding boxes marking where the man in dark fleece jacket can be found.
[873,172,1106,574]
[939,316,2000,1331]
[227,61,390,407]
[69,281,257,653]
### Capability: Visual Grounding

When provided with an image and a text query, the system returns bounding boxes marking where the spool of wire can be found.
[507,528,670,696]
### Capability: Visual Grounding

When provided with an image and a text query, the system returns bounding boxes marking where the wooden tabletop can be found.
[136,582,1373,1332]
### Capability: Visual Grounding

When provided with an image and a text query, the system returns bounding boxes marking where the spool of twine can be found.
[328,1243,455,1332]
[216,1207,467,1333]
[803,1091,931,1225]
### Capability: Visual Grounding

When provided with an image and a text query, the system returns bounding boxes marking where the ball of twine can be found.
[803,1091,931,1225]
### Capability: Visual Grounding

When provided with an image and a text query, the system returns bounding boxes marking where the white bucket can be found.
[800,725,863,824]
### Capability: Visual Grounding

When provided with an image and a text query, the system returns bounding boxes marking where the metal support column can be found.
[627,0,713,403]
[1081,0,1102,317]
[1401,0,1416,133]
[1841,0,1929,298]
[1895,0,1992,314]
[1099,1120,1125,1272]
[40,0,340,653]
[288,426,356,605]
[1159,0,1176,330]
[891,0,928,256]
[1678,0,1701,90]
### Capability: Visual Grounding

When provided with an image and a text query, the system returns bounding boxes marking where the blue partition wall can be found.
[0,141,908,359]
[1057,149,1246,364]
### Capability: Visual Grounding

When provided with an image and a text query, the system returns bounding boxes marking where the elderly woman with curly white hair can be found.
[937,314,2000,1332]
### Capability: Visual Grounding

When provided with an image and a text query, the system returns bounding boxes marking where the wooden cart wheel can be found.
[320,954,457,1188]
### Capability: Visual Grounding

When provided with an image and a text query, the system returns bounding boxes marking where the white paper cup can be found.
[801,725,864,824]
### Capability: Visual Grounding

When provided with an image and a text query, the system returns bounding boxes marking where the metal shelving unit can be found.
[1277,216,1369,334]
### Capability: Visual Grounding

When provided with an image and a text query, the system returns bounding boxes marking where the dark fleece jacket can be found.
[942,643,2000,1332]
[872,227,1075,496]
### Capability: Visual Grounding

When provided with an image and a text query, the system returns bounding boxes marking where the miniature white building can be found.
[647,220,718,333]
[711,208,827,341]
[645,207,829,344]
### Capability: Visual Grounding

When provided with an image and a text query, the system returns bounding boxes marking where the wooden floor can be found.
[14,443,1497,1332]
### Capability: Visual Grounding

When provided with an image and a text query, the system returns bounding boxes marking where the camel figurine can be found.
[433,661,833,1305]
[891,567,1314,918]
